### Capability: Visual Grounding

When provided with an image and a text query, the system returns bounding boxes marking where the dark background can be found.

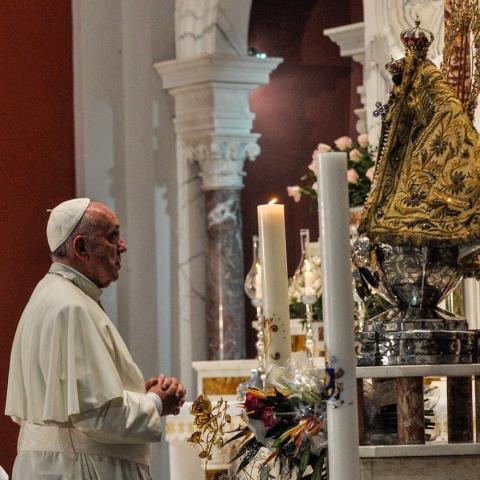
[0,1,76,472]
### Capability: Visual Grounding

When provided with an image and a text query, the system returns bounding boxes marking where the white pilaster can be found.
[362,0,444,144]
[175,0,252,59]
[73,1,177,478]
[324,22,366,135]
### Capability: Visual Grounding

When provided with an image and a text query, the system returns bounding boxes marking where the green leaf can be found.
[298,442,311,477]
[223,426,250,446]
[312,450,327,480]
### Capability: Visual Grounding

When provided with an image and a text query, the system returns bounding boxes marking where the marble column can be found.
[447,376,473,443]
[396,377,425,445]
[206,189,245,359]
[475,376,480,442]
[357,378,366,445]
[155,54,282,362]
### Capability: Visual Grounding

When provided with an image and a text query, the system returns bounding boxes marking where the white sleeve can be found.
[146,392,163,416]
[70,390,162,444]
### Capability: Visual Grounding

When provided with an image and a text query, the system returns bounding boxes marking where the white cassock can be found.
[6,263,162,479]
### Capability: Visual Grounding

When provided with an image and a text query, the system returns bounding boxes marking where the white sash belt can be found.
[18,422,151,466]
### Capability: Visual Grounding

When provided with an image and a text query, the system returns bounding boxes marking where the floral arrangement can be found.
[287,133,375,208]
[188,362,341,479]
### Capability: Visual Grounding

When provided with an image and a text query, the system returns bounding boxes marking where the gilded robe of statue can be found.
[359,53,480,248]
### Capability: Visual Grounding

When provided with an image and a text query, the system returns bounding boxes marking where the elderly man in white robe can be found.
[6,198,186,479]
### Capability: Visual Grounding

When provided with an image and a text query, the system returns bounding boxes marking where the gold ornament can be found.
[442,0,480,120]
[359,20,480,254]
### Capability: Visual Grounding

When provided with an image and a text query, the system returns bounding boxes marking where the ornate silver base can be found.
[356,329,477,366]
[364,307,468,332]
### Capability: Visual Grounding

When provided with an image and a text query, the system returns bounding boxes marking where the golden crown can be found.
[400,19,434,57]
[385,57,405,75]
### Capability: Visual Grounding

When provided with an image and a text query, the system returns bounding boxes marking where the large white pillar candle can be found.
[257,201,291,370]
[317,152,360,480]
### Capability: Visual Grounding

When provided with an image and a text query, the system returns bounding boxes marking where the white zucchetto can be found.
[46,198,91,252]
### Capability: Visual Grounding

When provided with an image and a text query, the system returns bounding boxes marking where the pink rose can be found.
[347,169,359,184]
[349,148,362,163]
[334,136,353,151]
[357,133,369,148]
[366,166,375,181]
[315,143,332,153]
[310,143,332,171]
[287,185,302,202]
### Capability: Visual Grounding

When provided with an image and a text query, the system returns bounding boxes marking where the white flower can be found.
[334,136,353,151]
[357,133,369,148]
[366,166,375,181]
[349,148,362,163]
[308,158,318,174]
[287,185,302,202]
[347,169,359,184]
[312,182,318,192]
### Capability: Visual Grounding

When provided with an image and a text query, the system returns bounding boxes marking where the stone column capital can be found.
[154,54,282,90]
[324,22,365,67]
[183,135,260,190]
[155,53,282,190]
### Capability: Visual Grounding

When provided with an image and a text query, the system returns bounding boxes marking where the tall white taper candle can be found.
[257,202,291,372]
[317,152,360,479]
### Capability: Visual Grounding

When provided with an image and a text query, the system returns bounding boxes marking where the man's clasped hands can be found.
[145,375,186,416]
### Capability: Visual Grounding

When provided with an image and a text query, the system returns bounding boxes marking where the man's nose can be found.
[119,236,128,253]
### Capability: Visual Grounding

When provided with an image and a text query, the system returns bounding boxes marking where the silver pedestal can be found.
[354,239,477,366]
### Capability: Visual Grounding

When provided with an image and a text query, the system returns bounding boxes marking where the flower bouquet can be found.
[188,362,337,479]
[287,134,375,208]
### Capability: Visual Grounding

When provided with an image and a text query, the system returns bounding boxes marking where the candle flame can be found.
[268,198,278,205]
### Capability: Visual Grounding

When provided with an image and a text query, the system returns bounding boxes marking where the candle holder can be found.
[244,235,266,378]
[290,229,310,292]
[251,298,266,377]
[289,229,322,362]
[301,294,317,363]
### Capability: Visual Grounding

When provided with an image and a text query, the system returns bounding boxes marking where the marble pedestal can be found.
[360,447,480,479]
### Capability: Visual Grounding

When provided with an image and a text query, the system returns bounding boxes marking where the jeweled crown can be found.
[400,19,434,58]
[386,57,405,76]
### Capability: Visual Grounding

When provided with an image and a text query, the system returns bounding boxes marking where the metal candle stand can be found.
[251,298,266,378]
[301,294,317,363]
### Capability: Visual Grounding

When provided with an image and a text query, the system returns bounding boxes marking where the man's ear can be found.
[72,235,89,261]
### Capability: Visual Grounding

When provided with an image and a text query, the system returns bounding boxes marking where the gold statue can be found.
[359,20,480,256]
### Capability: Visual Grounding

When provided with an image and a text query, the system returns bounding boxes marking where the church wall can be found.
[244,0,363,355]
[0,1,75,473]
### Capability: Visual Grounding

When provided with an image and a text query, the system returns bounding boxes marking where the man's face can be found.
[86,203,128,288]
